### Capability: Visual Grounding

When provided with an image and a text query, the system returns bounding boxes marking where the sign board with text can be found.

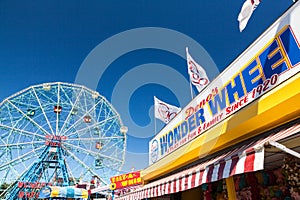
[149,4,300,165]
[110,171,142,190]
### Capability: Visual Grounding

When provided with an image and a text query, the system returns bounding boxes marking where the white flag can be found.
[238,0,261,32]
[154,96,181,124]
[186,47,210,93]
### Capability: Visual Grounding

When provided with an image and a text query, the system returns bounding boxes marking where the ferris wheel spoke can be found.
[0,137,6,146]
[7,100,37,109]
[6,99,49,135]
[1,167,10,183]
[0,165,21,186]
[34,88,57,105]
[0,145,44,170]
[0,149,10,167]
[8,165,20,180]
[59,87,84,136]
[0,141,44,149]
[0,150,6,159]
[61,97,103,136]
[65,115,117,138]
[62,142,123,164]
[1,102,41,140]
[32,87,55,135]
[64,161,75,183]
[62,147,107,185]
[83,91,88,116]
[96,99,106,123]
[2,102,16,125]
[55,83,61,135]
[66,136,124,142]
[98,116,118,137]
[0,124,45,141]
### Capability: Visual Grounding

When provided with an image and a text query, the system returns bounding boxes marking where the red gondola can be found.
[84,115,91,123]
[95,142,102,149]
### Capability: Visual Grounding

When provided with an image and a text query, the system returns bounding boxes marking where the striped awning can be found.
[116,120,300,200]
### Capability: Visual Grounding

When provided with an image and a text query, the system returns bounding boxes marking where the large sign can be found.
[149,4,300,165]
[110,171,142,190]
[17,182,53,199]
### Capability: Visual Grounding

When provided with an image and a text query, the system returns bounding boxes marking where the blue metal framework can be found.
[4,146,69,199]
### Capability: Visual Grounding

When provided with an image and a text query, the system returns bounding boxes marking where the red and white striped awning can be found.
[116,120,300,200]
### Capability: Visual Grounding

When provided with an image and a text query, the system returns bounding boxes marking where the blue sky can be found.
[0,0,294,172]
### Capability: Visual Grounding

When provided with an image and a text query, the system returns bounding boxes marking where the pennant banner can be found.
[186,48,210,93]
[238,0,261,32]
[154,96,181,124]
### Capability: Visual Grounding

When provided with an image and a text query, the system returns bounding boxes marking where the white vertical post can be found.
[189,81,194,99]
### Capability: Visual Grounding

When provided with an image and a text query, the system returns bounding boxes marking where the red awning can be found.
[116,119,300,200]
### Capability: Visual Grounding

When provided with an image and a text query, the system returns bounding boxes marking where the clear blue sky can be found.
[0,0,294,172]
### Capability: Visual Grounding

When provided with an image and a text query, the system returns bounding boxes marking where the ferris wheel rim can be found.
[0,82,127,188]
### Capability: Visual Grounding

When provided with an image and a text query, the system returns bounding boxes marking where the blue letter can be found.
[208,88,227,116]
[159,135,167,155]
[242,60,263,93]
[226,75,245,104]
[173,126,181,144]
[195,108,205,126]
[180,121,188,138]
[280,27,300,67]
[260,39,288,79]
[167,131,174,147]
[188,114,196,132]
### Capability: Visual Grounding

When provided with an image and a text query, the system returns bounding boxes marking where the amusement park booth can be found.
[116,1,300,200]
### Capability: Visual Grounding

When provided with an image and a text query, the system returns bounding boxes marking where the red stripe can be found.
[178,177,182,192]
[244,152,255,172]
[229,155,239,176]
[184,174,189,190]
[146,188,149,198]
[179,175,184,192]
[199,170,204,186]
[172,179,176,193]
[206,165,214,183]
[173,178,178,193]
[167,181,171,195]
[218,160,226,180]
[191,172,196,188]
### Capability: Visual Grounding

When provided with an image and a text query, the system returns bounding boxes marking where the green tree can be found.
[0,183,9,190]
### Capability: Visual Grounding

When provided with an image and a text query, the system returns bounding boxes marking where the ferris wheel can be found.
[0,82,127,198]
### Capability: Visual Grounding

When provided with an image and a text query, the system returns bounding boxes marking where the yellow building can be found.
[117,1,300,199]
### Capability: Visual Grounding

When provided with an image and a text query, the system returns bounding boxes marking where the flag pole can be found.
[189,81,194,99]
[154,97,157,135]
[154,112,157,135]
[186,47,194,100]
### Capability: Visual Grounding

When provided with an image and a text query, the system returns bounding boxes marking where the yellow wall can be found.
[142,73,300,182]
